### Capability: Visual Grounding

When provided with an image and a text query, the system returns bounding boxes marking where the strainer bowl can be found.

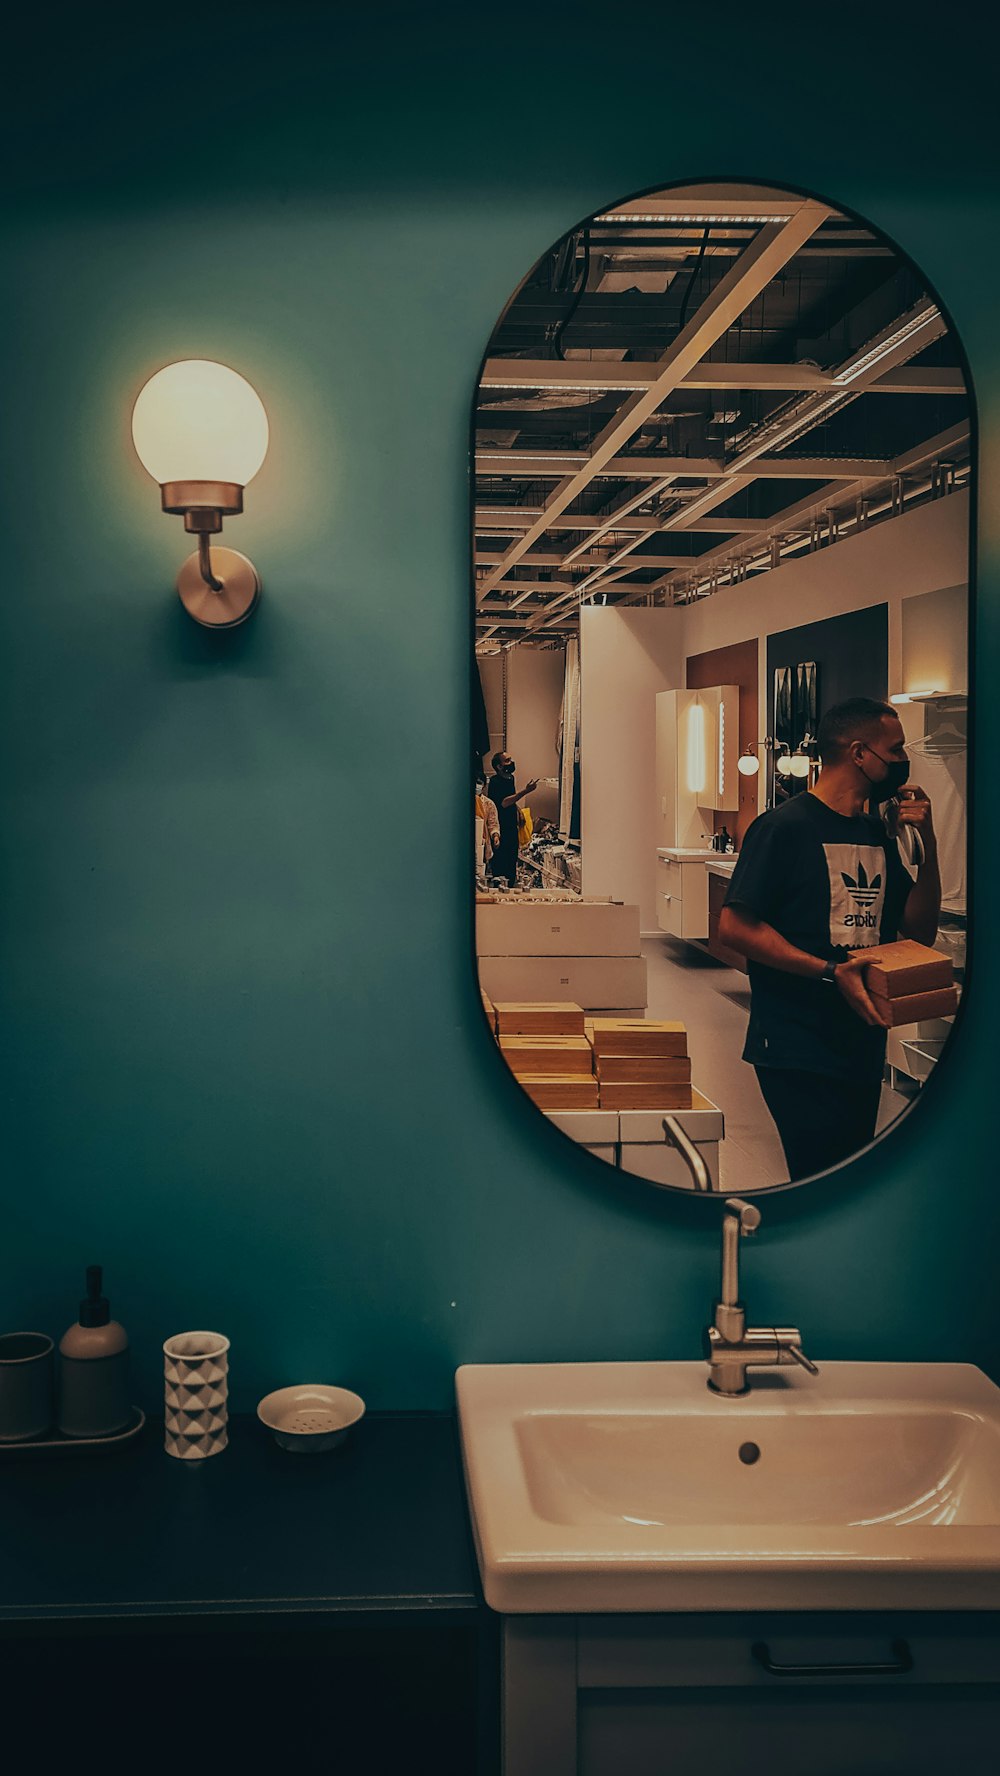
[256,1384,365,1454]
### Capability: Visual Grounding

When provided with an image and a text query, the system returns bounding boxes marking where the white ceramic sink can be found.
[657,847,719,859]
[456,1362,1000,1612]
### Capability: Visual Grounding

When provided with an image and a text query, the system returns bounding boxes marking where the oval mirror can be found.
[473,178,971,1195]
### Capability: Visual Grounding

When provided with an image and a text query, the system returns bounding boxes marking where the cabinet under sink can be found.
[503,1612,1000,1776]
[656,856,709,941]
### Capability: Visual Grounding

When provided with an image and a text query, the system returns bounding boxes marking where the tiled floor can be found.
[642,934,911,1192]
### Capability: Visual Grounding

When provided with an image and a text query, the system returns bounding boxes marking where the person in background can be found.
[475,771,500,886]
[718,697,940,1183]
[487,751,537,889]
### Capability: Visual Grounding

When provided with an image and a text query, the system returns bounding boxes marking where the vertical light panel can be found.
[686,701,706,795]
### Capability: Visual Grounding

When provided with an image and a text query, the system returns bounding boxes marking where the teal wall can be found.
[2,7,997,1412]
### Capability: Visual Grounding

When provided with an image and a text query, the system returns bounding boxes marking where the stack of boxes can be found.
[476,899,647,1016]
[493,1002,597,1109]
[588,1018,692,1110]
[849,939,958,1026]
[484,1002,695,1112]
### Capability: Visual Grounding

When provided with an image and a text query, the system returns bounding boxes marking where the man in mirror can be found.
[719,699,941,1183]
[486,752,538,889]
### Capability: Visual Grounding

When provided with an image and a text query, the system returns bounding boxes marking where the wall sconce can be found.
[775,746,795,777]
[737,743,762,777]
[789,733,816,779]
[132,359,268,628]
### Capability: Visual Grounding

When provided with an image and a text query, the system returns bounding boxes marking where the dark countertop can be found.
[0,1412,483,1626]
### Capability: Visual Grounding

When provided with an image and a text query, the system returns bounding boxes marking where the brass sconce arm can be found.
[133,361,268,629]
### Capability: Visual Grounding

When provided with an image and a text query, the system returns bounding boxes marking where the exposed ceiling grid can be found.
[474,183,971,649]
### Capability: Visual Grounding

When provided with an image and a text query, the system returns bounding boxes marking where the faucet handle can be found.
[724,1197,762,1235]
[775,1327,820,1375]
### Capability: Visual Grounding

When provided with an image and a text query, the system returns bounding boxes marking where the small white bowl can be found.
[256,1384,366,1454]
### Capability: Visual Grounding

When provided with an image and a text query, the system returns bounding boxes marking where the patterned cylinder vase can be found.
[163,1331,230,1459]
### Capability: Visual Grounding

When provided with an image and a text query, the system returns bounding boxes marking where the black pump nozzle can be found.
[79,1264,110,1328]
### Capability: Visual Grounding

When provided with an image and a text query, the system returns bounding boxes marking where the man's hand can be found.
[833,956,893,1028]
[894,786,935,850]
[523,778,538,794]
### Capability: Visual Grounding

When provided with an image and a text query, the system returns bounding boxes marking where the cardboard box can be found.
[599,1082,694,1111]
[520,1076,600,1110]
[849,938,953,999]
[619,1092,724,1144]
[498,1035,595,1077]
[595,1054,692,1083]
[493,1001,585,1036]
[880,986,959,1027]
[478,956,647,1010]
[476,901,641,958]
[544,1110,619,1144]
[589,1018,688,1057]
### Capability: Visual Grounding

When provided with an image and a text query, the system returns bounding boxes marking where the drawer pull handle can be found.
[750,1639,913,1678]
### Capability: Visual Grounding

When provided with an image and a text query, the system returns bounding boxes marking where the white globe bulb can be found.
[776,753,794,776]
[790,751,811,778]
[737,751,760,776]
[131,359,269,488]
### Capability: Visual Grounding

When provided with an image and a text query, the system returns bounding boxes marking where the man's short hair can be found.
[491,751,506,772]
[816,697,894,763]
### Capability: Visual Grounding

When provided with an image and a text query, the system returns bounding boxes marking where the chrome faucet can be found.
[704,1198,819,1395]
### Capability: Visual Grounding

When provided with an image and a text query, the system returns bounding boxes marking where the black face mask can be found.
[503,761,515,775]
[860,746,910,802]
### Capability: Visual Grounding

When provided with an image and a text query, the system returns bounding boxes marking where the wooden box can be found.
[520,1076,600,1110]
[849,938,953,1000]
[493,1001,586,1036]
[589,1018,688,1057]
[599,1082,694,1111]
[880,986,959,1027]
[595,1054,693,1084]
[498,1036,595,1077]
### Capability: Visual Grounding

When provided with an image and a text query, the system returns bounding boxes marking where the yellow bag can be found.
[517,804,533,846]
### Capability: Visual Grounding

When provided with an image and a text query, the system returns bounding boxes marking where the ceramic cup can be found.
[163,1330,230,1460]
[0,1332,55,1442]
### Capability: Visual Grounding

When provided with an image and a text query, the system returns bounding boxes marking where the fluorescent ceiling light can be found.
[832,301,941,387]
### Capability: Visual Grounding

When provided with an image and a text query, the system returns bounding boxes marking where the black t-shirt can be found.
[723,792,913,1079]
[487,772,517,839]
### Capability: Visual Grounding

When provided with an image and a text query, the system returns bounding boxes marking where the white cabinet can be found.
[656,856,709,940]
[655,685,740,854]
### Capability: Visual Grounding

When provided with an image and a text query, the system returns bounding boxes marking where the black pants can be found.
[754,1064,884,1184]
[490,833,519,888]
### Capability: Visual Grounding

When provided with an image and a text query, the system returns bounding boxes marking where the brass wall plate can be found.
[176,546,261,628]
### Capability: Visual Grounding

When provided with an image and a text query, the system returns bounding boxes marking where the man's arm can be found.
[718,904,892,1028]
[500,779,538,809]
[894,788,941,945]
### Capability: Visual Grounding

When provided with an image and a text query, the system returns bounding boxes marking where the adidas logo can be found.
[841,861,881,907]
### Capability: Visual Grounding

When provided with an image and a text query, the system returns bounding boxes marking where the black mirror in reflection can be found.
[473,179,971,1195]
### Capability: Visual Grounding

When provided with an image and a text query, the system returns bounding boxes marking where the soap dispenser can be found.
[57,1266,130,1438]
